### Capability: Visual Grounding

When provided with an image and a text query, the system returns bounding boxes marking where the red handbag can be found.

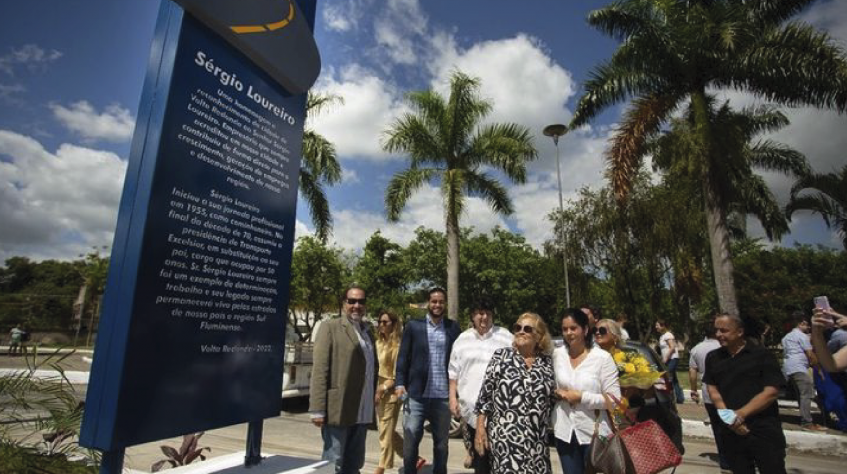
[607,394,682,474]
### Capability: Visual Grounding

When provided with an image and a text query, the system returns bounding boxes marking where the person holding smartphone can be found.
[811,305,847,373]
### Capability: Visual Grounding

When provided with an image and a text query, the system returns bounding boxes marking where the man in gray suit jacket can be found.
[309,286,377,474]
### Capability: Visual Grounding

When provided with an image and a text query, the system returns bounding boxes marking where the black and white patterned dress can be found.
[475,347,555,474]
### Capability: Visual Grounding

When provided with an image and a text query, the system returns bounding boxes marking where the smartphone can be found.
[814,296,831,311]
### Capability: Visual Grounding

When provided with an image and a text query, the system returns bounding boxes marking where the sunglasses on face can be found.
[512,324,535,335]
[346,298,367,305]
[595,327,609,336]
[378,320,392,325]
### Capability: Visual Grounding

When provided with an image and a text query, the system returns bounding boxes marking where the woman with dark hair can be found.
[374,311,404,474]
[474,312,556,474]
[551,309,620,474]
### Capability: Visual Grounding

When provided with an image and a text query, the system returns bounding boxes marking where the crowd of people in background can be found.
[307,284,846,474]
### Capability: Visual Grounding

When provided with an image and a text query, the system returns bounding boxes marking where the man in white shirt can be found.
[688,316,728,472]
[448,303,513,474]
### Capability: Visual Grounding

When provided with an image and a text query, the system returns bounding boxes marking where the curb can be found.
[0,368,90,384]
[682,418,847,455]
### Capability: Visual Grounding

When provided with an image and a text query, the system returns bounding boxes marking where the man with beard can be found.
[395,287,461,474]
[309,286,377,474]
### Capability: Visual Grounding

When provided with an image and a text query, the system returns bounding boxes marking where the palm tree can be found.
[651,99,810,240]
[382,71,537,320]
[570,0,847,316]
[300,92,343,242]
[786,165,847,249]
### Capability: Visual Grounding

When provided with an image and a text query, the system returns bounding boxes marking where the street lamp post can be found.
[543,124,570,308]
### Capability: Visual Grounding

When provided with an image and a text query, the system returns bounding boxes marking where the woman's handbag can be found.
[586,394,682,474]
[586,414,631,474]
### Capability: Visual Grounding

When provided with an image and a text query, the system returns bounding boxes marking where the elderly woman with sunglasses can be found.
[594,318,625,354]
[374,311,404,474]
[474,312,556,474]
[552,308,621,474]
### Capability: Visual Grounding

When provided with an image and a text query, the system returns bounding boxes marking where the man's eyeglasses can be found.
[378,320,392,325]
[346,298,367,305]
[512,324,535,335]
[595,327,609,336]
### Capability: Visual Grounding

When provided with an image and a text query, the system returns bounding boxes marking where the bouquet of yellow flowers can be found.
[612,350,664,389]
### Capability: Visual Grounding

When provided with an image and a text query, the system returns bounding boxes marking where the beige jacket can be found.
[309,316,377,426]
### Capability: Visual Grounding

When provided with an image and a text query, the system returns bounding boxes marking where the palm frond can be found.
[466,123,536,183]
[298,168,332,241]
[382,114,443,167]
[306,92,344,121]
[385,168,441,221]
[445,71,491,156]
[571,63,671,128]
[748,140,810,177]
[736,174,789,240]
[731,22,847,112]
[750,0,818,28]
[464,170,514,216]
[607,93,682,201]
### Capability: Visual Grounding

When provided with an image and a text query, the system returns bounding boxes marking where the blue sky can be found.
[1,0,846,263]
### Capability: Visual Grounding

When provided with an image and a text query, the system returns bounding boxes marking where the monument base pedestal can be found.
[126,452,331,474]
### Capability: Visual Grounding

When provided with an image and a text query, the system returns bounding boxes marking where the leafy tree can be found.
[0,258,83,333]
[383,71,537,320]
[650,100,810,240]
[571,0,847,316]
[733,242,847,345]
[288,236,349,340]
[403,226,561,329]
[460,228,560,329]
[786,165,847,249]
[300,92,343,242]
[549,173,707,341]
[352,231,409,314]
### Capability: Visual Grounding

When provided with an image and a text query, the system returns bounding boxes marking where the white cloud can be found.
[799,0,847,45]
[310,65,408,160]
[50,101,135,143]
[0,130,126,262]
[341,168,361,184]
[329,185,507,250]
[429,34,576,132]
[323,4,354,32]
[0,83,25,103]
[0,44,62,75]
[373,0,429,65]
[293,219,312,241]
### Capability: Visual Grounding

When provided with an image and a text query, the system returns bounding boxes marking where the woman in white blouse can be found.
[552,308,621,474]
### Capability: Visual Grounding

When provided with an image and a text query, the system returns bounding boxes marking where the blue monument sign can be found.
[80,0,319,462]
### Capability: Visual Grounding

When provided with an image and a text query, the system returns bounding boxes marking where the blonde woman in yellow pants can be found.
[374,311,404,474]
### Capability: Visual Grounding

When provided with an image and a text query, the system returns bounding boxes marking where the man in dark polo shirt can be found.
[705,313,786,474]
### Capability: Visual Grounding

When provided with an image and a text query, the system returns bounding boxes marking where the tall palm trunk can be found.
[703,179,739,316]
[692,91,740,317]
[446,208,460,320]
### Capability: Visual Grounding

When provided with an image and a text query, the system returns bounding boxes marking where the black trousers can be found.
[719,425,786,474]
[462,423,491,474]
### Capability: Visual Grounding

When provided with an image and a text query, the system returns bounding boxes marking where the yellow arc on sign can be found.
[230,0,295,34]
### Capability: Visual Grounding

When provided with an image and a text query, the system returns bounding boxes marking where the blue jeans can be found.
[555,433,589,474]
[403,397,450,474]
[667,358,685,403]
[321,423,368,474]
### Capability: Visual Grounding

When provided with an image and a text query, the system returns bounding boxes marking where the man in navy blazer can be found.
[395,287,460,474]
